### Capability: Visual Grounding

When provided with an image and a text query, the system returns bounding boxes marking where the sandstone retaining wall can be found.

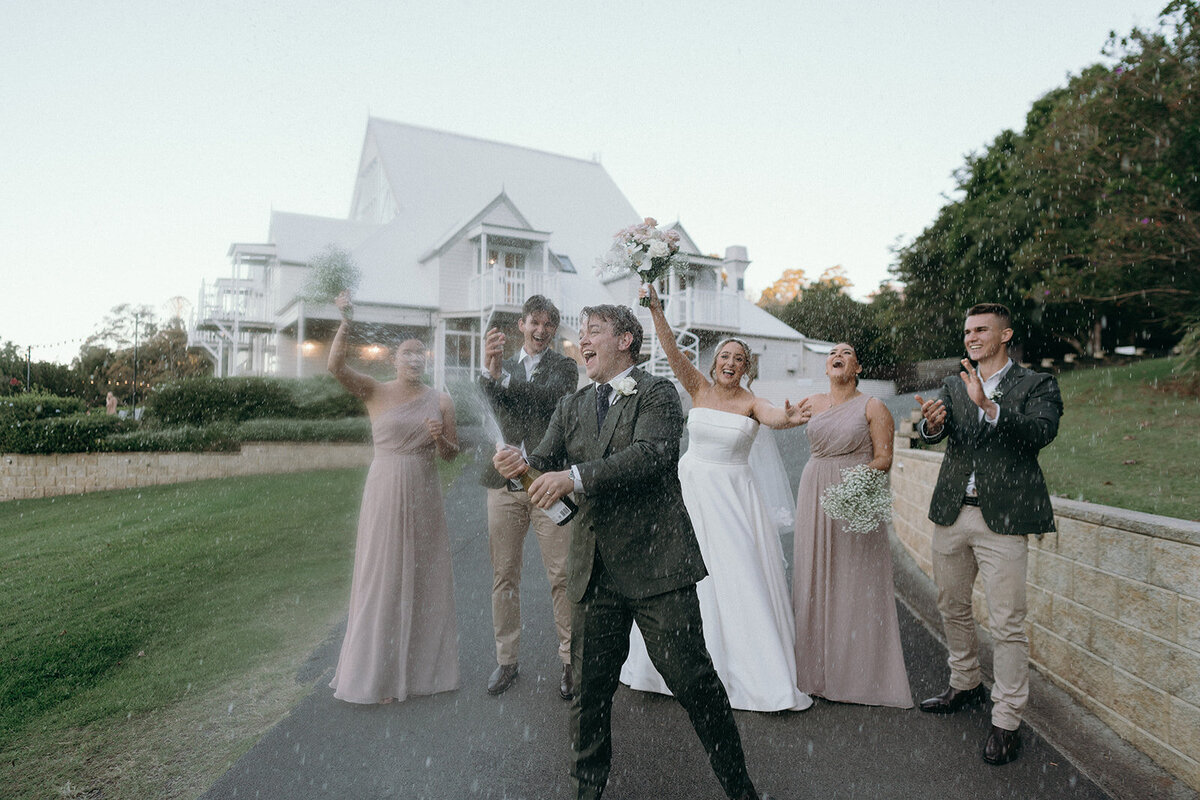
[0,443,374,502]
[891,437,1200,792]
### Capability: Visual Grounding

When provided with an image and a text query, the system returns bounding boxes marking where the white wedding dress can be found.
[620,407,813,712]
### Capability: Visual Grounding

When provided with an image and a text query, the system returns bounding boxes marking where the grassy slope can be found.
[0,469,367,799]
[1041,358,1200,521]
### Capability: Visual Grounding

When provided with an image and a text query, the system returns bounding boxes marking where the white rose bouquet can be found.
[818,464,892,534]
[594,217,689,306]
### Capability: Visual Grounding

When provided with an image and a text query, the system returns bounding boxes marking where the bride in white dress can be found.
[620,285,814,712]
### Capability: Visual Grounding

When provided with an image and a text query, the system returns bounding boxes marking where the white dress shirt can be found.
[484,347,544,387]
[965,359,1012,497]
[570,364,636,494]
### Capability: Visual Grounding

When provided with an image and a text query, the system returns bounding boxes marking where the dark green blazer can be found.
[478,348,580,489]
[920,363,1063,535]
[528,367,707,603]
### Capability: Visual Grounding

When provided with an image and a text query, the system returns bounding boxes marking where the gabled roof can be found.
[734,297,805,340]
[268,213,382,264]
[362,118,639,272]
[421,191,547,263]
[262,118,807,341]
[665,221,704,257]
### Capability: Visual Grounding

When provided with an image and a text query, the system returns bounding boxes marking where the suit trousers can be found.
[487,487,572,665]
[932,505,1029,731]
[569,553,754,800]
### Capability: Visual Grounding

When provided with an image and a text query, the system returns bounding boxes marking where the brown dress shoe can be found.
[982,724,1021,765]
[487,663,519,695]
[559,663,574,700]
[918,683,988,714]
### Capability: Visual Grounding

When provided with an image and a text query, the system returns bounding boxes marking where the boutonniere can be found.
[614,377,638,398]
[989,389,1004,403]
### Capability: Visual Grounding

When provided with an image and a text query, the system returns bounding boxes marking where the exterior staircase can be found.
[638,308,699,379]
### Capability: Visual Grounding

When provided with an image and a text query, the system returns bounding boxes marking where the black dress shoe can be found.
[982,724,1021,765]
[918,683,988,714]
[559,663,574,700]
[487,663,519,695]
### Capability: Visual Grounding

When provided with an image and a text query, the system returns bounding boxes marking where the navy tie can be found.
[595,383,613,431]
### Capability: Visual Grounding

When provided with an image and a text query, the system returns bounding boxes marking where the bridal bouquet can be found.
[819,464,892,534]
[594,217,689,304]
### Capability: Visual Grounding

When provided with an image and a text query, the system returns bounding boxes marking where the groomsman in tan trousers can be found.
[479,295,580,699]
[915,302,1063,766]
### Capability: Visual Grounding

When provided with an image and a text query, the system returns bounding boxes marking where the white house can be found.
[191,119,831,396]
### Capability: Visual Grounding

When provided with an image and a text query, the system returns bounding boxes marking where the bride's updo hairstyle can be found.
[709,337,757,388]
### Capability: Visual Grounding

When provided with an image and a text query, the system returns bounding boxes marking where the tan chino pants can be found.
[487,486,572,666]
[932,504,1029,731]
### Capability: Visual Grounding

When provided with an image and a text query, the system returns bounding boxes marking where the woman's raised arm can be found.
[639,283,707,398]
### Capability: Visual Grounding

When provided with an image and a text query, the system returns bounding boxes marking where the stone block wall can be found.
[0,443,374,502]
[891,438,1200,792]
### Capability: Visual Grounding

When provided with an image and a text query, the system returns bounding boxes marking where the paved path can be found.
[201,402,1193,800]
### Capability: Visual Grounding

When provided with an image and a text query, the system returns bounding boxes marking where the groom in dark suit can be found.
[494,304,765,800]
[915,302,1063,766]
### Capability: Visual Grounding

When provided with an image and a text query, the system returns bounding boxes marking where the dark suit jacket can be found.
[479,348,580,489]
[528,367,707,603]
[920,363,1063,535]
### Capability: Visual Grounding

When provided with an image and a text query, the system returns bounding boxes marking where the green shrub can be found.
[0,414,133,454]
[146,376,366,426]
[103,424,240,453]
[234,417,372,443]
[284,375,366,419]
[0,393,88,422]
[147,378,297,426]
[445,379,484,427]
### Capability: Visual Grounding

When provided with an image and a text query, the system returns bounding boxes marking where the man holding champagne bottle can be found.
[479,295,580,699]
[494,303,766,800]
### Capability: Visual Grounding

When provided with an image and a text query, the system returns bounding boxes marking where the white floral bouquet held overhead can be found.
[819,464,892,534]
[594,217,689,306]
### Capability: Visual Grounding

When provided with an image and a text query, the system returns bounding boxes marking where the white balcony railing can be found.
[469,268,562,311]
[666,287,740,330]
[194,278,271,327]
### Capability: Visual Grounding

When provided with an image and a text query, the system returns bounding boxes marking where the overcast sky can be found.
[2,0,1168,364]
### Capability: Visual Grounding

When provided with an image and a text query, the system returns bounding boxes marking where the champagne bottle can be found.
[517,464,577,525]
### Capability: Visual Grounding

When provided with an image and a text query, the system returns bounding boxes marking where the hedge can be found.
[0,393,88,422]
[146,376,365,426]
[103,424,240,453]
[0,414,133,454]
[233,418,372,443]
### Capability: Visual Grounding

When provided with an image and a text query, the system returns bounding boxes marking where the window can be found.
[443,319,478,381]
[488,248,525,271]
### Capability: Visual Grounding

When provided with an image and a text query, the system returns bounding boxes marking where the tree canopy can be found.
[891,1,1200,362]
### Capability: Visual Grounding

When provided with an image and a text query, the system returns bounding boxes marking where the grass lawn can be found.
[0,459,460,799]
[1041,357,1200,521]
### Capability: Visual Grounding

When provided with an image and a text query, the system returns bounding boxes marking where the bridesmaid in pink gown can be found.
[327,292,461,704]
[792,343,913,708]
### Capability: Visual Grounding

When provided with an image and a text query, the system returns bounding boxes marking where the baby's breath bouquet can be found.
[302,245,362,304]
[594,217,689,305]
[819,464,892,534]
